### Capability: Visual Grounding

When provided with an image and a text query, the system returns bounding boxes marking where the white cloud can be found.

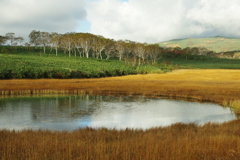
[87,0,240,43]
[0,0,87,40]
[1,0,240,43]
[187,0,240,37]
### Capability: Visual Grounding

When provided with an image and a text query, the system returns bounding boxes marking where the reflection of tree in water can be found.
[102,95,150,103]
[30,95,107,122]
[29,95,152,122]
[0,96,150,117]
[0,98,33,122]
[0,100,8,112]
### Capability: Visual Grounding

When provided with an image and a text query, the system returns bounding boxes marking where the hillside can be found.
[158,36,240,53]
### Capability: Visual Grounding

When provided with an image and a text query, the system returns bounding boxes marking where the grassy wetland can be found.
[1,49,240,159]
[1,69,240,104]
[1,69,240,159]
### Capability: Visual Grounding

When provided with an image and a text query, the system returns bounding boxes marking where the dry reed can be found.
[1,120,240,160]
[1,69,240,159]
[1,69,240,103]
[223,100,240,114]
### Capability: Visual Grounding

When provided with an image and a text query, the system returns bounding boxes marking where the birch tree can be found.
[29,30,41,48]
[0,35,6,45]
[38,32,51,53]
[104,40,116,60]
[59,33,73,57]
[147,44,162,63]
[14,37,24,46]
[80,33,94,58]
[93,36,112,59]
[115,40,127,61]
[123,40,136,65]
[50,32,62,56]
[134,43,147,65]
[72,33,84,57]
[5,32,24,49]
[5,32,15,46]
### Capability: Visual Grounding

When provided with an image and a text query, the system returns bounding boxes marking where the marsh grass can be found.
[1,69,240,159]
[1,120,240,160]
[1,69,240,103]
[223,100,240,114]
[230,100,240,112]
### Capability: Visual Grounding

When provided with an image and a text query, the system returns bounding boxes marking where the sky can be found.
[1,0,240,43]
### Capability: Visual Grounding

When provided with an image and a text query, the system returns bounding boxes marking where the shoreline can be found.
[1,69,240,104]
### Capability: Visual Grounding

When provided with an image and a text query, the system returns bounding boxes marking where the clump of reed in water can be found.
[223,100,240,113]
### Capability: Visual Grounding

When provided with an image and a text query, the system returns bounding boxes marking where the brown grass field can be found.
[1,69,240,103]
[1,69,240,160]
[1,121,240,160]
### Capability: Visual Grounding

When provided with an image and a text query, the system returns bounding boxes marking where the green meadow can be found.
[159,36,240,53]
[159,56,240,69]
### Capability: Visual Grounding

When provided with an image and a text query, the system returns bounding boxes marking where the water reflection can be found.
[0,96,237,131]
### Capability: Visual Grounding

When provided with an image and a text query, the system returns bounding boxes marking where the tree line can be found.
[0,31,217,65]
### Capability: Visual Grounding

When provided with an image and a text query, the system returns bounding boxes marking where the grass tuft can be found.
[229,100,240,113]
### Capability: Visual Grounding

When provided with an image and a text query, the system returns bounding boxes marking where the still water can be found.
[0,95,237,131]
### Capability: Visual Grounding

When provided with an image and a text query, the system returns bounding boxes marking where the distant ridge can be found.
[158,36,240,53]
[165,38,188,42]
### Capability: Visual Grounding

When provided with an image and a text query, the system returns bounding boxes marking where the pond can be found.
[0,95,237,131]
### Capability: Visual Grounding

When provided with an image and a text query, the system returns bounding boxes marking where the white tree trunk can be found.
[68,42,71,57]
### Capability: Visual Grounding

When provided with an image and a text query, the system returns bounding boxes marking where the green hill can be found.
[158,36,240,53]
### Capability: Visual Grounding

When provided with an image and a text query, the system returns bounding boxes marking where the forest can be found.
[0,30,218,62]
[0,30,239,79]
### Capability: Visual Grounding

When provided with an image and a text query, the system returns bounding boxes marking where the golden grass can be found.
[223,100,240,114]
[1,69,240,160]
[1,120,240,160]
[230,100,240,112]
[0,69,240,104]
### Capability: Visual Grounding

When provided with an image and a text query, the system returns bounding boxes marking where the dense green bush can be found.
[0,52,166,79]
